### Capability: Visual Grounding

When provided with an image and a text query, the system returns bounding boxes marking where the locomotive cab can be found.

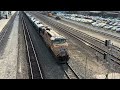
[51,37,69,63]
[55,16,61,20]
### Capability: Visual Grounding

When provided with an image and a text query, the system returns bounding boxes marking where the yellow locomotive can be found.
[40,27,69,63]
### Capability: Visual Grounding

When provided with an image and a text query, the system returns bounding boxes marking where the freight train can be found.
[24,12,69,63]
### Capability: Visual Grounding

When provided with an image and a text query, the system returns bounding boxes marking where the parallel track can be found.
[21,13,44,79]
[58,16,120,53]
[61,63,84,79]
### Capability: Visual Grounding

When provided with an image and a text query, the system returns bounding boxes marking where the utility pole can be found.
[104,40,111,79]
[85,56,88,79]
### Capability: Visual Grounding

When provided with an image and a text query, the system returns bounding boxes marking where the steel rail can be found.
[61,63,82,79]
[21,13,44,79]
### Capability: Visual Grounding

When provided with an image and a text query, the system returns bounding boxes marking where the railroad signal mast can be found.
[104,40,111,60]
[104,40,113,79]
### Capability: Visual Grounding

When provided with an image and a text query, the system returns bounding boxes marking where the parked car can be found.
[103,25,113,29]
[98,23,106,28]
[116,28,120,32]
[111,26,120,31]
[55,16,61,20]
[112,22,119,26]
[92,22,98,27]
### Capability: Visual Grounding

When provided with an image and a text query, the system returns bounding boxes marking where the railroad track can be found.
[61,63,83,79]
[58,17,120,53]
[31,13,120,65]
[59,16,120,42]
[21,13,44,79]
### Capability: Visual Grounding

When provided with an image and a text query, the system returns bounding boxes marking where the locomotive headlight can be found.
[58,48,68,56]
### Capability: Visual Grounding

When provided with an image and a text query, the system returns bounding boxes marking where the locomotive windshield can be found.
[53,38,66,44]
[37,22,41,24]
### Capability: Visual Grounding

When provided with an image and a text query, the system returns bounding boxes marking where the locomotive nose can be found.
[59,48,68,56]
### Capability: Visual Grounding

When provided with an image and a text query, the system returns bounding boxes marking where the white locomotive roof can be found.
[35,20,40,23]
[37,24,44,27]
[46,30,66,40]
[51,36,65,41]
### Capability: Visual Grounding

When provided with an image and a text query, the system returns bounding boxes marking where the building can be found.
[79,11,120,18]
[0,11,10,19]
[102,11,120,18]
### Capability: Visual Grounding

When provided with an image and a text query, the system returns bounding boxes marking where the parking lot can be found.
[57,13,120,32]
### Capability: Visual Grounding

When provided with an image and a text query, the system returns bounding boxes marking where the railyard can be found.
[0,11,120,79]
